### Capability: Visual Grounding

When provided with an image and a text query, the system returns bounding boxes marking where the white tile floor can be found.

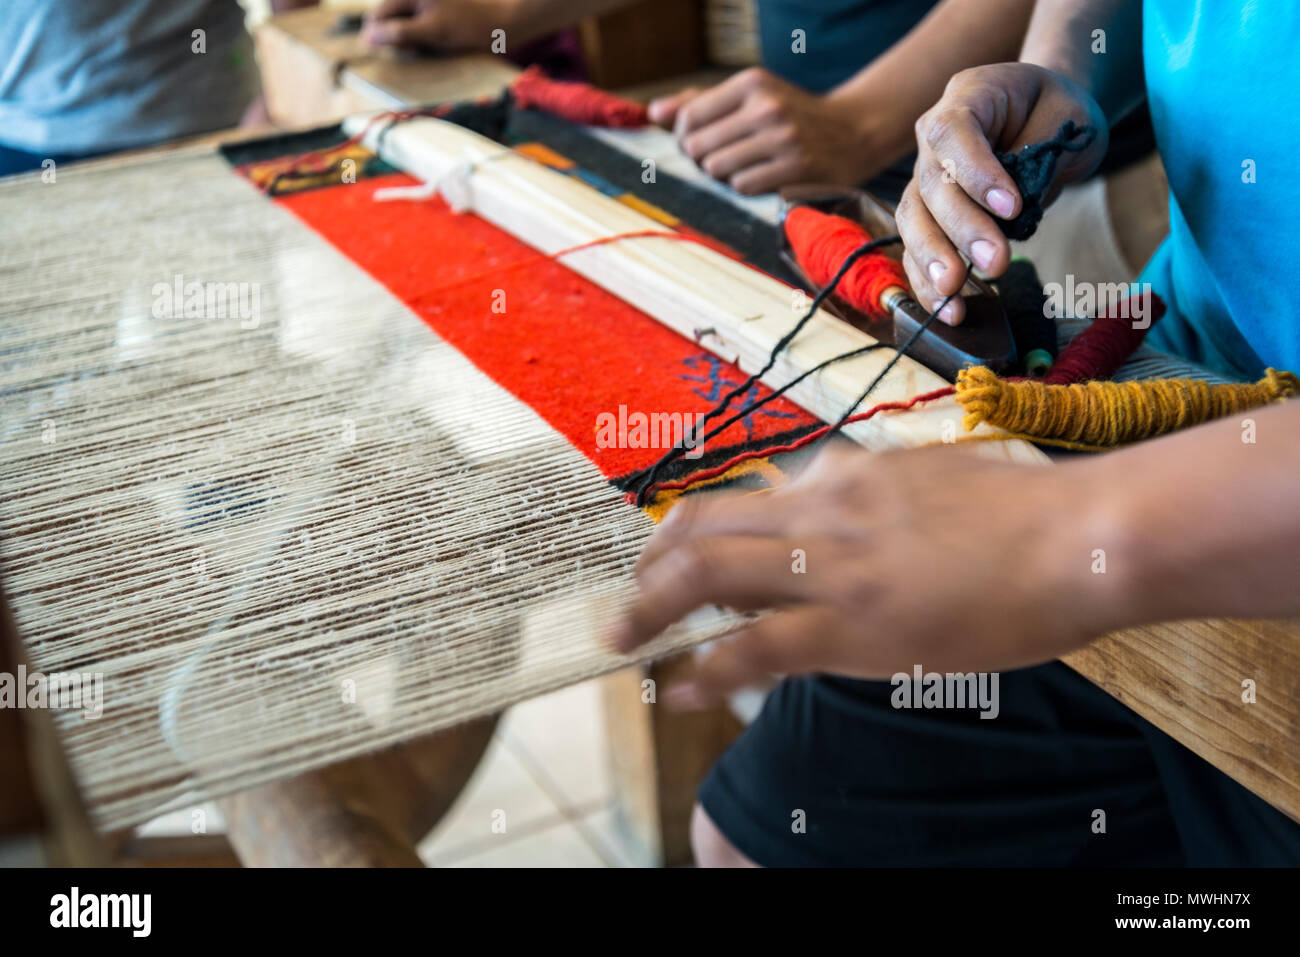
[138,677,655,867]
[418,679,652,867]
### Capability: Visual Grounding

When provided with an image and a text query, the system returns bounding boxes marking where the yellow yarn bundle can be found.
[955,366,1299,447]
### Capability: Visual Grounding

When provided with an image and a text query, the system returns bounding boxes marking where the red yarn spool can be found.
[783,206,909,321]
[1043,289,1166,385]
[510,66,649,128]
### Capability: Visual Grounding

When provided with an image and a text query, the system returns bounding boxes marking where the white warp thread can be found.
[0,152,740,829]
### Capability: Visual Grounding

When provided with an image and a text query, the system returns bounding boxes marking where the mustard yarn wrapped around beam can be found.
[955,366,1300,446]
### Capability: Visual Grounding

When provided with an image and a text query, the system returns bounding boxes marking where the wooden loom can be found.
[346,114,1300,827]
[2,107,1298,865]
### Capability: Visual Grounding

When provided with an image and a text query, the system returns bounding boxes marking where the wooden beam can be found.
[114,834,242,868]
[1066,618,1300,822]
[216,715,497,867]
[601,658,742,866]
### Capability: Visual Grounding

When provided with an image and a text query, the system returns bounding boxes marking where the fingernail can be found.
[970,239,996,271]
[986,188,1016,218]
[927,260,947,283]
[938,302,958,325]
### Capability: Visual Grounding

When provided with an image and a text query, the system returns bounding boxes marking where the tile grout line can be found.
[496,722,631,866]
[425,804,596,866]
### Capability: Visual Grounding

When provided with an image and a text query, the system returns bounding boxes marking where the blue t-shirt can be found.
[1140,1,1298,378]
[0,0,257,155]
[757,0,935,94]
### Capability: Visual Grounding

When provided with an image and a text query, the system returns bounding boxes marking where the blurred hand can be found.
[363,0,517,50]
[609,444,1125,709]
[895,64,1108,324]
[648,68,885,195]
[240,96,273,129]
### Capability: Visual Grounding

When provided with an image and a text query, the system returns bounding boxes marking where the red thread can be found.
[1044,289,1167,384]
[783,206,910,321]
[636,386,954,500]
[510,66,649,128]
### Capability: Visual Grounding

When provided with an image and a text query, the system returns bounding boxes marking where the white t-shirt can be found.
[0,0,259,154]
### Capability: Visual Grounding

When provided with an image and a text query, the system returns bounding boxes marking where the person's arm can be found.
[1095,400,1300,625]
[1021,0,1146,122]
[609,400,1300,707]
[645,0,1038,195]
[894,0,1141,322]
[363,0,636,51]
[830,0,1045,166]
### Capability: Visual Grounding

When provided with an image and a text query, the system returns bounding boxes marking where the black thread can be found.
[822,264,972,437]
[996,120,1097,241]
[632,234,901,505]
[624,341,891,492]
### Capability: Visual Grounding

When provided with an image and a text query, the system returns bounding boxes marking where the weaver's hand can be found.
[364,0,524,50]
[609,444,1127,709]
[648,68,885,196]
[896,63,1107,324]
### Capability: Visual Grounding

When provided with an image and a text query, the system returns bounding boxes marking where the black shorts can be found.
[699,662,1300,866]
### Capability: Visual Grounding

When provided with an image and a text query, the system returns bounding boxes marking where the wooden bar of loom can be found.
[349,114,1300,833]
[344,115,1042,465]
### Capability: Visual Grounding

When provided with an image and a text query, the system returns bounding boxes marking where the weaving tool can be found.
[778,185,1018,379]
[337,112,1043,462]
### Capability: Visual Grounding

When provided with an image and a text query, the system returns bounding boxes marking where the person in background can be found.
[646,0,1032,198]
[363,0,1158,288]
[364,0,1040,200]
[364,0,1162,201]
[0,1,321,177]
[362,0,621,80]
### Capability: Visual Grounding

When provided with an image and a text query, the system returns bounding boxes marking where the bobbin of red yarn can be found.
[509,66,650,128]
[783,206,910,321]
[1044,289,1167,384]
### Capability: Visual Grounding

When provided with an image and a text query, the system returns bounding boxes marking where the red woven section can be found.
[510,66,649,128]
[783,206,909,320]
[276,173,816,479]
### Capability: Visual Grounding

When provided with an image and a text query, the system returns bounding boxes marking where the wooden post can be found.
[602,657,743,866]
[0,587,106,867]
